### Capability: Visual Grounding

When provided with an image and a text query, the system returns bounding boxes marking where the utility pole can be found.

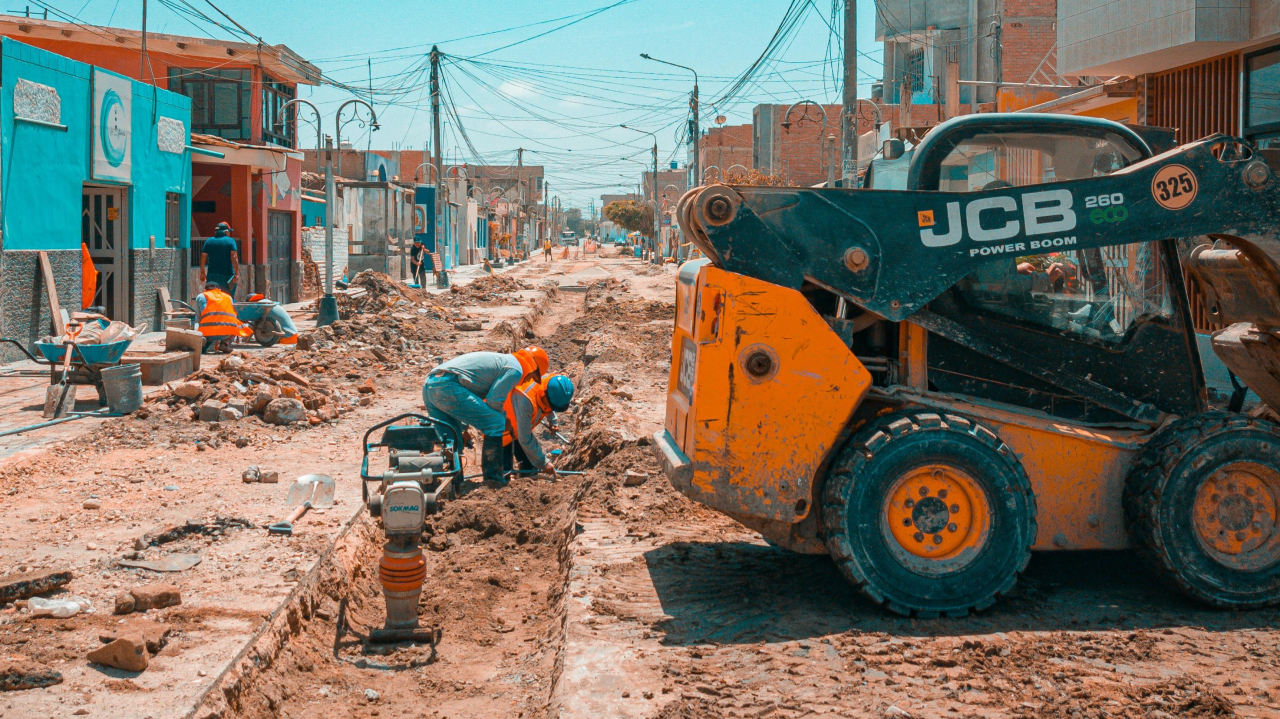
[430,46,444,274]
[689,83,699,190]
[651,140,659,264]
[841,0,857,186]
[140,0,148,79]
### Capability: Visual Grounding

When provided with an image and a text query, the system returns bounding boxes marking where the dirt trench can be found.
[201,263,678,719]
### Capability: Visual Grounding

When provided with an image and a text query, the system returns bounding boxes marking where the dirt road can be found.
[6,248,1280,719]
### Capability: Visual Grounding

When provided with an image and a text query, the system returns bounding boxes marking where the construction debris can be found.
[114,584,182,615]
[87,634,150,672]
[0,660,62,691]
[0,569,72,605]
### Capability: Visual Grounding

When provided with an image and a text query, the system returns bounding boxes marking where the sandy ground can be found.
[7,246,1280,719]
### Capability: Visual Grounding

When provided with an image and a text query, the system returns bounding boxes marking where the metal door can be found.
[267,210,292,304]
[82,186,127,319]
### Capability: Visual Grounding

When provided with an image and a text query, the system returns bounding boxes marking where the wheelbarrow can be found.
[174,298,298,348]
[0,319,135,407]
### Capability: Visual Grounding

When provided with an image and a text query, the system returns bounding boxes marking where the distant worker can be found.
[423,346,549,483]
[200,221,240,298]
[195,281,250,353]
[543,237,553,261]
[410,239,427,286]
[503,373,575,478]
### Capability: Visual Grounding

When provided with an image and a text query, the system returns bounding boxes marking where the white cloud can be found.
[498,81,538,99]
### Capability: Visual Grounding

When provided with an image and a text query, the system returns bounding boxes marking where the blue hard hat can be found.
[544,374,574,412]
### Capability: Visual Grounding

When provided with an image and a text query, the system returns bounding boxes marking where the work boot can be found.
[481,434,505,484]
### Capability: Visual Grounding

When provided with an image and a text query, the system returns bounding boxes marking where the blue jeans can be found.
[423,374,506,439]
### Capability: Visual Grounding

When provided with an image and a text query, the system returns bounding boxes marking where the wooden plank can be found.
[37,251,65,337]
[156,287,173,315]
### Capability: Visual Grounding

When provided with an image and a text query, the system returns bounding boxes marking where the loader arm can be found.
[679,134,1280,323]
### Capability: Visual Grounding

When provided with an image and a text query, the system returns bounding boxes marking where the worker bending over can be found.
[196,281,250,353]
[504,374,575,478]
[423,346,548,482]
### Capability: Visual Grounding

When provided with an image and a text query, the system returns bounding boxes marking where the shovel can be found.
[43,321,83,419]
[268,474,335,536]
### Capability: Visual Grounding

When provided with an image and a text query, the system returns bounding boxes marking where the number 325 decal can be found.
[1151,164,1198,210]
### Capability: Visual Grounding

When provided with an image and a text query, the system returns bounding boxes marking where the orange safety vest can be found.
[198,289,249,338]
[503,377,551,447]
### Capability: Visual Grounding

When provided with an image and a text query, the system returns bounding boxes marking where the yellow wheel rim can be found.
[1192,461,1280,570]
[884,464,991,571]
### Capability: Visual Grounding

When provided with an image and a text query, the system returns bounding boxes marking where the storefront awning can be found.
[189,133,304,172]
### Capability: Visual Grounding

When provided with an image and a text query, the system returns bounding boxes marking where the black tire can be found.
[822,412,1037,618]
[253,317,282,348]
[1123,412,1280,608]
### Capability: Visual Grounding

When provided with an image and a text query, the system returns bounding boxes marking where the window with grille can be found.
[260,73,296,148]
[168,69,251,141]
[165,193,182,249]
[902,48,925,102]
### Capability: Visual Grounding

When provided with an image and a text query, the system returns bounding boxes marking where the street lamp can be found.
[640,53,699,192]
[781,100,829,187]
[620,124,660,264]
[335,99,379,179]
[279,98,378,327]
[414,162,439,184]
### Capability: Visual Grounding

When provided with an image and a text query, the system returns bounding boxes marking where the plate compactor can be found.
[656,114,1280,617]
[359,413,462,643]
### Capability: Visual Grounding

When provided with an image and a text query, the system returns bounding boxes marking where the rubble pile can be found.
[435,274,533,308]
[328,270,433,317]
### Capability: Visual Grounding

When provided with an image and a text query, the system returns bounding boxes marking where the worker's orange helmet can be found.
[513,345,549,380]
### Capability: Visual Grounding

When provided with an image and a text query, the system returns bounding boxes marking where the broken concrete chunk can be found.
[114,584,181,615]
[358,396,373,407]
[198,400,225,422]
[218,407,243,422]
[0,659,63,691]
[87,635,149,672]
[250,390,276,414]
[225,399,251,416]
[171,380,205,400]
[453,321,482,331]
[263,398,307,426]
[296,333,315,351]
[260,469,279,484]
[99,620,171,654]
[0,569,73,605]
[242,466,261,483]
[82,498,102,510]
[623,471,648,487]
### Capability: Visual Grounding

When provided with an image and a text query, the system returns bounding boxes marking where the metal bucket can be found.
[100,363,143,414]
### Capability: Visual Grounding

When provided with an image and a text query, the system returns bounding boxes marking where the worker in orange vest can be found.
[502,373,574,480]
[195,281,250,353]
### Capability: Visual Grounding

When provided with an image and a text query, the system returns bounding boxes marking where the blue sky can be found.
[42,0,884,206]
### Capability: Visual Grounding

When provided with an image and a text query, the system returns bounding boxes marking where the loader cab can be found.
[896,115,1207,423]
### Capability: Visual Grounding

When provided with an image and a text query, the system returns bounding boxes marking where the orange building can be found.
[0,17,320,303]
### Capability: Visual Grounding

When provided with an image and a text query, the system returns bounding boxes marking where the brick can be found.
[99,620,172,654]
[126,583,181,612]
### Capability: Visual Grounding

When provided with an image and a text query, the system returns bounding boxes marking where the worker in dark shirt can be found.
[201,221,240,298]
[410,239,427,286]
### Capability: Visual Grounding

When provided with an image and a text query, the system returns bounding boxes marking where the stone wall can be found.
[0,249,81,363]
[130,247,182,334]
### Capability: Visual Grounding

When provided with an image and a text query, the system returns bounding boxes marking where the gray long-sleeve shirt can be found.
[510,390,547,469]
[430,352,524,411]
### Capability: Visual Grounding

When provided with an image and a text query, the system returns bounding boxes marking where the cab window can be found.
[942,131,1170,342]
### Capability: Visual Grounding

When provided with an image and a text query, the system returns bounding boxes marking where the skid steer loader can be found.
[653,113,1280,617]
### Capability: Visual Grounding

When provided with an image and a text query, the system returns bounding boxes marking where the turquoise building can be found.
[0,37,192,357]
